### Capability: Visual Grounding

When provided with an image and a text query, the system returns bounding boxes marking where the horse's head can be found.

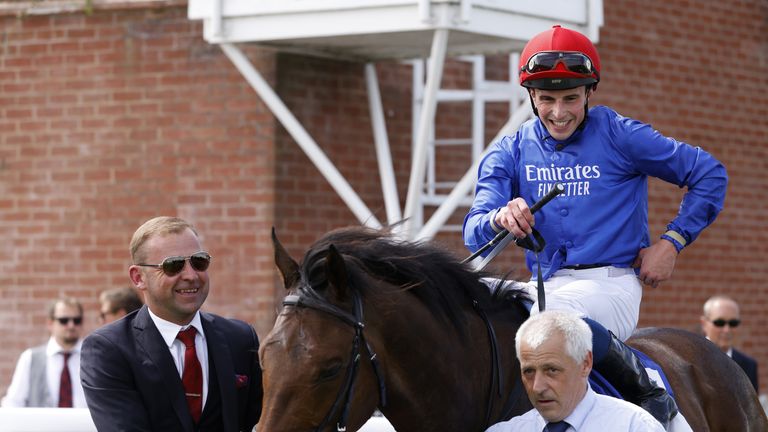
[260,226,532,431]
[258,228,382,431]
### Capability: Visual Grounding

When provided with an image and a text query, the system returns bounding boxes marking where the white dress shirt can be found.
[485,385,665,432]
[147,309,210,408]
[1,337,87,408]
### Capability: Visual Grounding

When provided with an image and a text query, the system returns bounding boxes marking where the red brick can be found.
[0,0,766,400]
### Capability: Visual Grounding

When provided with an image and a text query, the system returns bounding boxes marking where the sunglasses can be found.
[710,318,741,328]
[521,51,595,76]
[54,316,83,325]
[136,251,211,277]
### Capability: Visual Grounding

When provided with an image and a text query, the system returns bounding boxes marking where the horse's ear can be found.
[324,244,349,301]
[272,227,300,289]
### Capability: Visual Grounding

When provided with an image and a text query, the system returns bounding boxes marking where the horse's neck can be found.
[374,300,525,431]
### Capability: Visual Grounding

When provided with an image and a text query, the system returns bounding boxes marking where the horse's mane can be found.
[297,226,530,333]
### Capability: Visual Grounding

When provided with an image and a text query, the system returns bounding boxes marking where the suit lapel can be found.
[202,313,238,432]
[133,307,195,432]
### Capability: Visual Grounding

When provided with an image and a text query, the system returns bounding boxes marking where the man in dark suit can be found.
[81,216,262,431]
[700,295,759,392]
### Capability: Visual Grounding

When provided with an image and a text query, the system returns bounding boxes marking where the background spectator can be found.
[700,295,758,391]
[98,287,143,325]
[1,298,87,408]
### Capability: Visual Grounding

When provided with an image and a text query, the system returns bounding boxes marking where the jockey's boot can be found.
[593,330,678,429]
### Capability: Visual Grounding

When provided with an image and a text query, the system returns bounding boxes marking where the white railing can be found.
[0,408,397,432]
[0,408,96,432]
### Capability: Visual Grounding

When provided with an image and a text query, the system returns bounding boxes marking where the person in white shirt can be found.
[486,311,664,432]
[1,298,87,408]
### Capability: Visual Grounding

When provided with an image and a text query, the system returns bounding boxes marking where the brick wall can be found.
[1,0,766,399]
[596,0,768,395]
[0,6,279,395]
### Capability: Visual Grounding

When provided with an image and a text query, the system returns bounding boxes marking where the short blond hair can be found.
[129,216,199,263]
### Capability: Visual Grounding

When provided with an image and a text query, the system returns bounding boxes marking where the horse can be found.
[259,226,767,432]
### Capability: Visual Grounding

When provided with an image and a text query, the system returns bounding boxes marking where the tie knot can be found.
[544,421,570,432]
[61,352,71,362]
[176,327,197,348]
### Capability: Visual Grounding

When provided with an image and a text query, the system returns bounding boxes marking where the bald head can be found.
[701,295,741,352]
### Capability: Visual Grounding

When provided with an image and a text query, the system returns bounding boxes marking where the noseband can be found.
[283,291,387,432]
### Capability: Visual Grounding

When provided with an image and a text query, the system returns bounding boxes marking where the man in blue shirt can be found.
[464,25,727,428]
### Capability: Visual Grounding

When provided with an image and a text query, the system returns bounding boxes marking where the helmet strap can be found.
[528,91,539,118]
[576,84,595,131]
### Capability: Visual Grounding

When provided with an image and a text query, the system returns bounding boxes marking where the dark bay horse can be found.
[259,226,766,432]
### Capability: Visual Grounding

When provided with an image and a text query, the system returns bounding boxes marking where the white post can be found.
[365,63,402,225]
[418,0,431,22]
[416,100,532,240]
[211,0,223,38]
[220,43,381,228]
[402,28,449,238]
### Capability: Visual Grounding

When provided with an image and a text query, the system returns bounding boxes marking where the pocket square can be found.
[235,374,249,388]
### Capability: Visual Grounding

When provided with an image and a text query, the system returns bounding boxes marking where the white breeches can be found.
[527,266,642,341]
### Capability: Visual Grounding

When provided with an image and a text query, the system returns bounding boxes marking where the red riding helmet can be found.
[519,25,601,90]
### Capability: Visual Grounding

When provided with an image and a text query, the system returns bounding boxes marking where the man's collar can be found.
[704,337,733,357]
[147,308,205,348]
[559,382,594,430]
[46,337,82,356]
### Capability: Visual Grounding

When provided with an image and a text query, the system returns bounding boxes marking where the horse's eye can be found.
[317,361,343,382]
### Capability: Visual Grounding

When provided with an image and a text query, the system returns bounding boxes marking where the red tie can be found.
[58,352,73,408]
[176,327,203,423]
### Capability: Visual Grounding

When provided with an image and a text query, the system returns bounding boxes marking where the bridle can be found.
[282,289,387,432]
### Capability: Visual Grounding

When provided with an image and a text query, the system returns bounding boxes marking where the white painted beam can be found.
[365,63,402,225]
[219,43,382,228]
[402,27,449,237]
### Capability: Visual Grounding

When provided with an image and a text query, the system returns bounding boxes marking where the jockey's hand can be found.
[632,239,678,288]
[495,198,534,239]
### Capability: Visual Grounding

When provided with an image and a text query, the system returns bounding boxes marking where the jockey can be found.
[463,25,728,428]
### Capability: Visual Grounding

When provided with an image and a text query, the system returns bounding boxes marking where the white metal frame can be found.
[188,0,603,240]
[409,54,531,237]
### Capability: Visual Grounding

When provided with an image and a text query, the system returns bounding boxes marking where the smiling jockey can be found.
[464,25,728,428]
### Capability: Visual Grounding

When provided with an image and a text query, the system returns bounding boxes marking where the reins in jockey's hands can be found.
[494,197,536,239]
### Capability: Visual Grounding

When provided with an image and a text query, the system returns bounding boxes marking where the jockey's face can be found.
[519,331,592,422]
[530,87,592,141]
[700,298,740,353]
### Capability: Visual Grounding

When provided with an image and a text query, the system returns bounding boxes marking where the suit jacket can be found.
[732,348,759,392]
[80,306,262,432]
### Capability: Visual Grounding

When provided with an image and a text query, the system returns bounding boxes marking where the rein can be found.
[282,291,387,432]
[463,187,563,427]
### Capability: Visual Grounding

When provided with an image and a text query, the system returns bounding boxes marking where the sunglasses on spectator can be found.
[710,318,740,328]
[54,317,83,325]
[521,51,595,76]
[136,252,211,277]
